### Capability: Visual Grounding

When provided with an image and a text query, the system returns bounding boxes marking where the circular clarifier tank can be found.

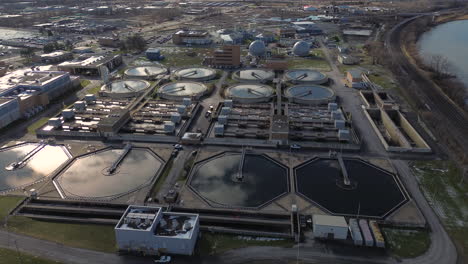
[189,152,289,208]
[295,157,408,218]
[284,69,328,84]
[226,83,274,103]
[0,143,71,192]
[159,81,208,100]
[173,67,216,81]
[124,66,167,79]
[54,147,163,200]
[100,80,151,98]
[285,84,335,105]
[233,69,274,83]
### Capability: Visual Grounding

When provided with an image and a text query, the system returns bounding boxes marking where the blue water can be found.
[419,20,468,89]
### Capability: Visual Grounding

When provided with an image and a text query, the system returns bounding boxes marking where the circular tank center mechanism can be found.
[102,80,151,94]
[189,152,289,208]
[159,81,208,99]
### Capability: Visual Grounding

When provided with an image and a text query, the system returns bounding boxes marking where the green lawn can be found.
[287,51,331,71]
[0,248,62,264]
[27,117,50,134]
[7,216,116,253]
[0,196,24,222]
[368,74,398,90]
[410,160,468,261]
[86,86,101,95]
[79,80,90,88]
[196,233,294,256]
[382,228,430,258]
[158,47,211,68]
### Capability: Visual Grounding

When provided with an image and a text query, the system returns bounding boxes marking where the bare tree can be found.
[427,54,452,79]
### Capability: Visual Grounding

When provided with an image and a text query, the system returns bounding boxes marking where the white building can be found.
[115,206,200,256]
[312,214,348,240]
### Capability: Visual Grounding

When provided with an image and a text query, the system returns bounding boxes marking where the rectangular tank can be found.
[218,115,228,125]
[369,221,385,248]
[170,113,181,124]
[348,218,363,246]
[358,219,374,247]
[224,100,233,107]
[335,120,345,129]
[182,98,192,106]
[62,109,75,120]
[164,121,175,133]
[220,107,231,115]
[48,117,62,128]
[328,102,338,111]
[214,123,224,136]
[338,129,350,141]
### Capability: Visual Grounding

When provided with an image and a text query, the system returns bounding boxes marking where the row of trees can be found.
[118,34,147,52]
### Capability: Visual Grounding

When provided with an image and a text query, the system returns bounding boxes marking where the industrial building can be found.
[98,37,121,48]
[115,206,199,255]
[204,45,241,68]
[338,54,360,65]
[0,69,77,128]
[35,51,73,64]
[345,69,365,89]
[172,30,211,45]
[57,54,123,77]
[312,214,348,240]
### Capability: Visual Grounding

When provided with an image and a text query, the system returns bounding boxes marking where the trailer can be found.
[358,219,374,247]
[369,221,385,248]
[348,218,363,246]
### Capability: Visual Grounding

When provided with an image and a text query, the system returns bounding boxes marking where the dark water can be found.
[190,153,288,208]
[56,148,162,199]
[419,20,468,90]
[295,158,407,218]
[0,143,70,191]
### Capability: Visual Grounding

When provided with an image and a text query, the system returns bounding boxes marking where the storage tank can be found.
[249,40,266,56]
[159,81,208,101]
[225,84,274,103]
[292,41,310,57]
[285,84,336,105]
[358,219,374,247]
[100,80,151,98]
[174,67,216,81]
[348,218,363,246]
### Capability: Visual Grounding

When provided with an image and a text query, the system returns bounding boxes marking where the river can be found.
[418,20,468,90]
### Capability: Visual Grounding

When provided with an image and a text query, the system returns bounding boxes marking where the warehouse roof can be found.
[313,214,348,227]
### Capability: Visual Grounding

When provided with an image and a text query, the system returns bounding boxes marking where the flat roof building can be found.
[204,45,241,68]
[115,205,200,256]
[173,30,211,45]
[58,54,123,77]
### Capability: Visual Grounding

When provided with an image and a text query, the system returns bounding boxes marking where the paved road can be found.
[392,160,457,264]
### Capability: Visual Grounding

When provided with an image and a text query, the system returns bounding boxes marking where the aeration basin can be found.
[189,152,289,208]
[285,84,335,105]
[54,147,163,200]
[295,157,408,218]
[0,143,71,192]
[225,83,274,103]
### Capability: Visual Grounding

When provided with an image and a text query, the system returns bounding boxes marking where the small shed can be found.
[312,214,348,240]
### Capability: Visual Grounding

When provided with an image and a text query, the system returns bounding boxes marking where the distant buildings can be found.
[204,45,241,68]
[173,30,211,45]
[115,206,200,256]
[98,37,121,48]
[34,51,73,64]
[346,69,366,89]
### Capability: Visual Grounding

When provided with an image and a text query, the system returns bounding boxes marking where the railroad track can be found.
[385,14,468,149]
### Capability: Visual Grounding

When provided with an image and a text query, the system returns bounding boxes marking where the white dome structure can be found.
[249,40,266,57]
[292,41,310,57]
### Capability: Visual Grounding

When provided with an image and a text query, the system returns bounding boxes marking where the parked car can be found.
[154,255,171,263]
[205,110,212,118]
[173,144,183,150]
[290,144,302,149]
